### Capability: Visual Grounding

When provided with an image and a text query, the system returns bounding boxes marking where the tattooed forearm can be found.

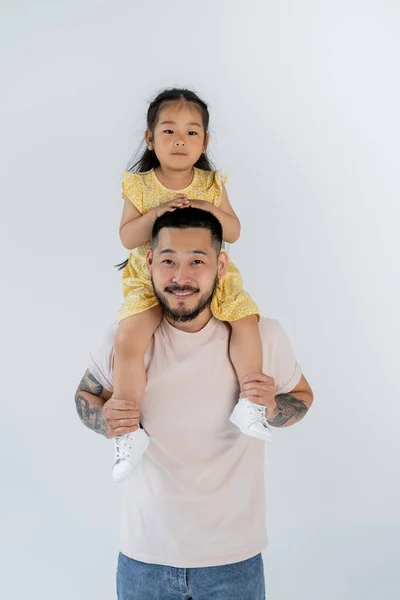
[75,392,110,436]
[75,370,110,437]
[267,394,309,427]
[78,369,104,396]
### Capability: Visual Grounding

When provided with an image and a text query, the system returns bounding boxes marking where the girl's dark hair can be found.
[116,88,214,270]
[126,87,214,174]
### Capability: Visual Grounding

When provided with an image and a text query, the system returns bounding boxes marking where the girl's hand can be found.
[155,195,190,218]
[187,199,213,212]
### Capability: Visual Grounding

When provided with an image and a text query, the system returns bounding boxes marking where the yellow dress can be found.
[118,167,259,323]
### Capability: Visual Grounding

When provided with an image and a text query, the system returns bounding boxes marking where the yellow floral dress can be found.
[118,167,259,323]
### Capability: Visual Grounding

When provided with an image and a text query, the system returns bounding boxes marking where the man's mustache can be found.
[164,285,199,293]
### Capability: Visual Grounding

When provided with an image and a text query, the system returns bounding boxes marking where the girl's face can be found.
[146,101,208,171]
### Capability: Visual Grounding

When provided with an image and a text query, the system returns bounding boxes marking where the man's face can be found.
[147,227,227,322]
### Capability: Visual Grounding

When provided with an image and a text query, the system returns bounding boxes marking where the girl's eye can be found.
[163,130,174,134]
[188,131,198,136]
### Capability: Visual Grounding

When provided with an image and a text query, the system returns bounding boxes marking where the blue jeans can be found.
[117,552,266,599]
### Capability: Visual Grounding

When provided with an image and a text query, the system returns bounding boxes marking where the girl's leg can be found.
[113,306,163,408]
[229,315,262,393]
[229,315,272,442]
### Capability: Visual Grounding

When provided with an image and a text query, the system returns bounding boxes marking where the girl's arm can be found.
[190,185,241,243]
[119,195,190,250]
[213,184,241,243]
[119,196,157,249]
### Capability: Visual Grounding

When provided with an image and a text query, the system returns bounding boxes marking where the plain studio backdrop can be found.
[1,1,399,598]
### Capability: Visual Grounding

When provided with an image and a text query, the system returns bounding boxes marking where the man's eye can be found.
[162,259,174,265]
[163,130,174,134]
[192,260,204,265]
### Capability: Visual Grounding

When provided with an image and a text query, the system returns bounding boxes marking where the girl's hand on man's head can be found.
[155,195,190,218]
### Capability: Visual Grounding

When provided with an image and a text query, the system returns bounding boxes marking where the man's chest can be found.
[141,336,239,439]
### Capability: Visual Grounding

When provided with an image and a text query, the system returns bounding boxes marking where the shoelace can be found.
[115,435,132,461]
[248,403,270,427]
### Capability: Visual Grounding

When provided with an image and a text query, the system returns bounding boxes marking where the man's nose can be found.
[171,265,191,284]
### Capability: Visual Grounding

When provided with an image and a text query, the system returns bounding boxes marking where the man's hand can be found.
[102,396,141,438]
[155,195,190,218]
[241,373,277,422]
[242,372,312,427]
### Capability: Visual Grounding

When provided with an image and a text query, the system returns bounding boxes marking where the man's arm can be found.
[269,374,313,427]
[74,370,113,438]
[242,373,313,428]
[75,369,141,438]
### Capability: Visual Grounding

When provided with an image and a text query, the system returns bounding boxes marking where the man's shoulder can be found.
[89,321,118,360]
[102,321,118,346]
[258,316,293,349]
[96,318,286,351]
[259,316,283,336]
[93,321,153,365]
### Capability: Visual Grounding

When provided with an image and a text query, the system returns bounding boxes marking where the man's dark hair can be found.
[115,208,223,270]
[152,208,223,252]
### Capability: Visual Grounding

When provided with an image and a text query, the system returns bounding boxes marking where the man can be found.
[75,208,313,600]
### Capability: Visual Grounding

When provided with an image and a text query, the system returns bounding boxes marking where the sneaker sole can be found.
[113,435,150,483]
[229,413,272,443]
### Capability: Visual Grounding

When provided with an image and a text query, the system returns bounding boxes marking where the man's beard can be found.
[151,275,218,323]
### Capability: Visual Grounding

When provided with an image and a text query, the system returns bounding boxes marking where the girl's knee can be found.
[115,309,162,356]
[114,323,139,355]
[230,314,259,331]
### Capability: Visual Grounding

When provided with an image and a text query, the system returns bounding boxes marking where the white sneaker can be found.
[112,428,150,483]
[229,398,272,442]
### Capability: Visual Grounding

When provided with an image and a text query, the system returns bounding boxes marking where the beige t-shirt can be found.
[89,317,302,568]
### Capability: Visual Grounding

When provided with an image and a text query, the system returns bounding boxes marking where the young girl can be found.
[113,88,271,482]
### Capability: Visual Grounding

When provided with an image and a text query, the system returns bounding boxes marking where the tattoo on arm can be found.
[268,394,308,427]
[75,370,110,437]
[79,369,104,396]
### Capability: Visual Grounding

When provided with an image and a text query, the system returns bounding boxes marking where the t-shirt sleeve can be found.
[122,171,144,214]
[87,323,117,393]
[259,318,302,395]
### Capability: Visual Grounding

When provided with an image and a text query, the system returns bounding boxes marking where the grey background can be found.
[1,1,399,598]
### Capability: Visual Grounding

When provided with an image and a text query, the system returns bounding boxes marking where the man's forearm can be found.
[268,392,310,428]
[75,370,111,438]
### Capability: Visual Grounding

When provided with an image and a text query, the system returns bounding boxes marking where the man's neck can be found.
[164,307,213,333]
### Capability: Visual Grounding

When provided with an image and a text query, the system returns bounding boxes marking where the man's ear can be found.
[217,250,229,279]
[146,249,153,274]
